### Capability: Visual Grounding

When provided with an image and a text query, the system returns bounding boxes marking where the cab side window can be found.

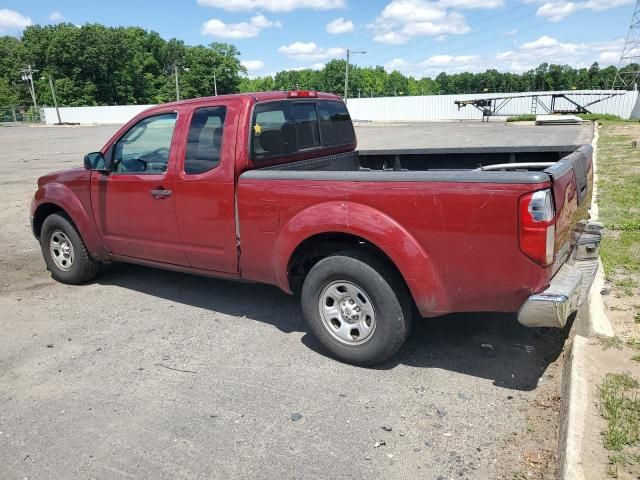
[317,100,355,147]
[113,113,177,174]
[184,107,227,175]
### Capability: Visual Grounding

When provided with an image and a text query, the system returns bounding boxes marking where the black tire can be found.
[301,251,412,366]
[40,213,99,284]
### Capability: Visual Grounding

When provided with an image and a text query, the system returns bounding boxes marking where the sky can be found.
[0,0,635,78]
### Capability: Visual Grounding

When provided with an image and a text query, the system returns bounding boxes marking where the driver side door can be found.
[91,111,188,266]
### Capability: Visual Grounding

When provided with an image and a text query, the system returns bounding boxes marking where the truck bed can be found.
[242,145,589,185]
[238,144,593,317]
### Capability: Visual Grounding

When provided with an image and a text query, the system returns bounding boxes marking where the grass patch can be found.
[506,114,536,122]
[507,113,637,123]
[579,113,624,122]
[598,373,640,478]
[598,122,640,278]
[601,230,640,277]
[598,373,640,451]
[600,336,625,350]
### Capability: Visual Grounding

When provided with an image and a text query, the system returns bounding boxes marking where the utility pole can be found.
[48,75,62,124]
[20,64,39,112]
[174,64,180,101]
[173,65,190,100]
[214,72,218,96]
[344,48,366,103]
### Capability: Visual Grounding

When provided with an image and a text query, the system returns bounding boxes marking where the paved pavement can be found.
[356,121,593,151]
[0,122,589,479]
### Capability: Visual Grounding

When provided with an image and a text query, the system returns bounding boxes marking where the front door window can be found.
[113,113,177,174]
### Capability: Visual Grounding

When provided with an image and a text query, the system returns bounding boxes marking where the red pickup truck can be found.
[31,91,602,365]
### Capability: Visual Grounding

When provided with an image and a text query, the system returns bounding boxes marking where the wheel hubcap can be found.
[49,230,74,271]
[319,281,376,345]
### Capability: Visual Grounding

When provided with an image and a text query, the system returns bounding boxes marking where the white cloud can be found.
[385,36,625,77]
[384,58,412,72]
[201,14,281,39]
[197,0,344,12]
[598,51,621,63]
[504,28,518,36]
[532,0,633,21]
[494,37,624,72]
[440,0,503,8]
[241,59,265,72]
[370,0,472,44]
[422,54,480,67]
[0,9,32,34]
[521,35,566,49]
[326,17,354,34]
[291,62,327,70]
[373,31,409,44]
[386,54,479,74]
[278,42,346,61]
[536,2,580,21]
[49,11,66,22]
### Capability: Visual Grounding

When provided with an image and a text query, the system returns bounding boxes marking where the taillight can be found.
[519,189,555,266]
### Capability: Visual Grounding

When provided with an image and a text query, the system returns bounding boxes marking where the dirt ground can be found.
[0,122,590,479]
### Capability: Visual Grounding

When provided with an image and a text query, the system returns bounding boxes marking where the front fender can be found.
[271,201,449,316]
[33,183,109,260]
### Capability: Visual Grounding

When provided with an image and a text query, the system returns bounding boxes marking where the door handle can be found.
[150,188,172,199]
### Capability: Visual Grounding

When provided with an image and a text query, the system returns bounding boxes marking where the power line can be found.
[365,2,533,66]
[260,2,534,76]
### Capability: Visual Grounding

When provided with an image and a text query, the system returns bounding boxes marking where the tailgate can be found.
[544,145,593,272]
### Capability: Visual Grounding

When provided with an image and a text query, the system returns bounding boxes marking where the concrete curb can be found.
[583,122,614,338]
[587,259,615,338]
[558,335,590,480]
[557,121,614,479]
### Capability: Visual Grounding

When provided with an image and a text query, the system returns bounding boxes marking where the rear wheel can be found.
[301,252,412,366]
[40,213,99,284]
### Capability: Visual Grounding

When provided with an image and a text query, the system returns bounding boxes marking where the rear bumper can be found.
[517,222,602,328]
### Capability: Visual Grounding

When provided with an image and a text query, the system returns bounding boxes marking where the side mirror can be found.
[84,152,109,172]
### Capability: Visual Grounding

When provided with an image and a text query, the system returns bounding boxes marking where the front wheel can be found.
[301,252,412,366]
[40,213,99,284]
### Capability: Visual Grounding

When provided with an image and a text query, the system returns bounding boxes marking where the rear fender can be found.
[272,201,448,316]
[33,183,109,260]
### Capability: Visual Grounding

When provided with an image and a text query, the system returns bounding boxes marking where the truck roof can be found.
[156,91,343,110]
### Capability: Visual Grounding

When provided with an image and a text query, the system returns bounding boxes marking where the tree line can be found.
[241,61,636,97]
[0,23,636,109]
[0,23,246,108]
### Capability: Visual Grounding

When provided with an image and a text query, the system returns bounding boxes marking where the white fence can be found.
[346,90,640,121]
[42,105,154,125]
[40,89,640,124]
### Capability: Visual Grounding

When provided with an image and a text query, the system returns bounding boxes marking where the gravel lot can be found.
[0,122,592,479]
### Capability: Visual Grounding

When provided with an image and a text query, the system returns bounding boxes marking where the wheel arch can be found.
[32,202,66,239]
[272,201,449,316]
[32,183,109,260]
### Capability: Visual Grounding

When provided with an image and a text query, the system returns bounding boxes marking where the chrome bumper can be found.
[517,222,602,328]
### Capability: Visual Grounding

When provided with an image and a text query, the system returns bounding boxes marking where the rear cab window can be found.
[250,99,354,161]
